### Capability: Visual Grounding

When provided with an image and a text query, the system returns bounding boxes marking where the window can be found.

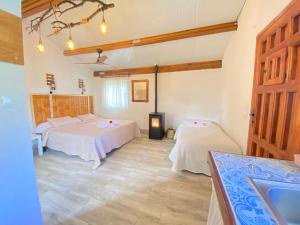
[103,77,129,109]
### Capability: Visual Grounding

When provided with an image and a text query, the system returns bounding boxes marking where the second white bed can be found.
[169,121,241,176]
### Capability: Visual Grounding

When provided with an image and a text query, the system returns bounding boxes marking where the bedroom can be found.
[1,0,300,225]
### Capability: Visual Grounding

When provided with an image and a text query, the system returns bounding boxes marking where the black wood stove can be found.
[149,65,165,140]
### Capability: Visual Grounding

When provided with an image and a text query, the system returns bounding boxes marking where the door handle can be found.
[250,112,255,125]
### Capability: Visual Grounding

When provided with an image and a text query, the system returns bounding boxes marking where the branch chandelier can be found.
[27,0,115,53]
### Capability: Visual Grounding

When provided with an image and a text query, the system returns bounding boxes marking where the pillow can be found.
[182,119,211,127]
[48,116,81,128]
[33,122,52,134]
[77,113,99,122]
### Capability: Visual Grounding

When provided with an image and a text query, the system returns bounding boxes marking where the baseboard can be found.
[140,129,149,135]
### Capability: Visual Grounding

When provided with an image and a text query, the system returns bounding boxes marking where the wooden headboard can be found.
[31,95,94,126]
[52,95,89,117]
[32,95,51,126]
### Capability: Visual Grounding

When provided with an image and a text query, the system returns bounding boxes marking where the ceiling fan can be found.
[75,49,116,67]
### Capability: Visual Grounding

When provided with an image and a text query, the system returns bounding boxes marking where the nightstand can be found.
[31,134,43,156]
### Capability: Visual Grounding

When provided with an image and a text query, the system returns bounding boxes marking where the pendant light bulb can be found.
[37,26,45,53]
[100,12,107,33]
[67,36,75,50]
[37,40,45,52]
[66,26,75,50]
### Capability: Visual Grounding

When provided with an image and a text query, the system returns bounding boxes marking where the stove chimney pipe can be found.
[154,65,159,113]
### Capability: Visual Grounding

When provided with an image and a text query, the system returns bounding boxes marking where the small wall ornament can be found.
[46,74,56,94]
[78,79,86,95]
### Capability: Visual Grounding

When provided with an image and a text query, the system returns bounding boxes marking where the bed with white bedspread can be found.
[39,116,140,169]
[169,120,241,176]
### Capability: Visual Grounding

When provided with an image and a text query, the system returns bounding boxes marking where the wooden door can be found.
[247,0,300,160]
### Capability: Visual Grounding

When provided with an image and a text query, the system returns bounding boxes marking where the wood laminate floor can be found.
[34,137,212,225]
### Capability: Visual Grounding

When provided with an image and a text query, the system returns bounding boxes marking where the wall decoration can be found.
[46,73,56,94]
[78,79,86,95]
[131,79,149,102]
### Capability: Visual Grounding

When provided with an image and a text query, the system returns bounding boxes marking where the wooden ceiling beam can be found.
[22,0,64,18]
[94,60,222,77]
[65,21,237,56]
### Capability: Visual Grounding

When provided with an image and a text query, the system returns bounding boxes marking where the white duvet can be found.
[169,122,241,176]
[42,119,141,169]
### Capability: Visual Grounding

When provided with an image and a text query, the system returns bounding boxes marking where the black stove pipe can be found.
[154,65,159,113]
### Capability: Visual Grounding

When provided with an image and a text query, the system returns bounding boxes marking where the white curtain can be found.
[103,77,129,109]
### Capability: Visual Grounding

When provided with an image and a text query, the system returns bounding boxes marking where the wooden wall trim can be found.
[94,60,222,77]
[64,22,237,56]
[208,151,237,225]
[0,9,23,65]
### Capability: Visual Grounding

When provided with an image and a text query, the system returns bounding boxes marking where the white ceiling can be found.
[23,0,245,71]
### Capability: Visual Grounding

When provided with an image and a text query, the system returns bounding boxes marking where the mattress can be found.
[42,119,141,169]
[169,121,241,176]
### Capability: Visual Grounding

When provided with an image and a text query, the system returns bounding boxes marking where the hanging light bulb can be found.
[37,40,45,52]
[67,36,75,50]
[66,25,75,50]
[100,11,107,33]
[37,25,45,53]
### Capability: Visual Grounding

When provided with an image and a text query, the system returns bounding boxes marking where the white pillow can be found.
[182,119,211,127]
[77,113,99,123]
[33,122,52,134]
[48,116,81,128]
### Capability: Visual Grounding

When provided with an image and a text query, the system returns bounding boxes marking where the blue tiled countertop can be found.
[211,151,300,225]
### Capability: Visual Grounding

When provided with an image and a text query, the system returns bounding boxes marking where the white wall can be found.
[23,24,94,126]
[220,0,292,153]
[94,69,222,130]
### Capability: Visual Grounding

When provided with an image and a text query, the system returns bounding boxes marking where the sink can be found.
[268,187,300,224]
[248,178,300,225]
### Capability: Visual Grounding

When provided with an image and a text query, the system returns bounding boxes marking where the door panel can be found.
[264,48,287,85]
[247,0,300,160]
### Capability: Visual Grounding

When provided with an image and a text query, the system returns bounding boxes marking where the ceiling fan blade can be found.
[75,62,98,64]
[97,56,108,63]
[100,62,119,69]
